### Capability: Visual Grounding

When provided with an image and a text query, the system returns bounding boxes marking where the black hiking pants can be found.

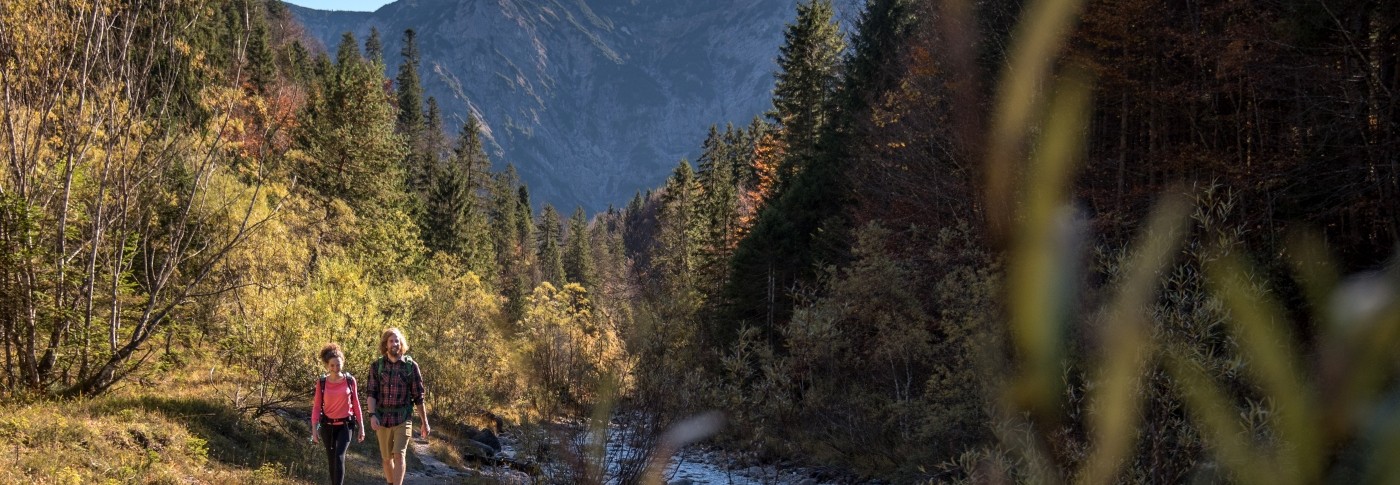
[320,422,351,485]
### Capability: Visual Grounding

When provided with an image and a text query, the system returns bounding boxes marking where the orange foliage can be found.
[737,129,785,234]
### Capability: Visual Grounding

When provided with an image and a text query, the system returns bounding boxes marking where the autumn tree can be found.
[0,0,278,396]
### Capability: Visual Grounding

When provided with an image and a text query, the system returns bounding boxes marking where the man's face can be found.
[386,334,403,359]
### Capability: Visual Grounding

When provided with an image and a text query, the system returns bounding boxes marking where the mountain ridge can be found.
[286,0,818,212]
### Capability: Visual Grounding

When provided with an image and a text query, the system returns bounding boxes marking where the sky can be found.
[280,0,395,11]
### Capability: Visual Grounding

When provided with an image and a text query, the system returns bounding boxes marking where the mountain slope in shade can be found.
[287,0,823,212]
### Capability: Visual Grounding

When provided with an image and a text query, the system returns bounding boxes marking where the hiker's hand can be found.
[420,422,431,439]
[357,431,366,443]
[310,432,319,444]
[370,416,381,431]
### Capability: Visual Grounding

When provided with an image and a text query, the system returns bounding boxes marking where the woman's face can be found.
[324,355,343,375]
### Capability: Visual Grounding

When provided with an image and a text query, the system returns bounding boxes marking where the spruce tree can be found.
[490,168,531,323]
[455,118,495,275]
[397,30,431,231]
[490,166,524,267]
[242,0,275,93]
[298,33,407,214]
[516,186,536,265]
[424,117,494,277]
[720,0,850,349]
[697,125,742,295]
[335,32,361,68]
[657,159,703,303]
[416,97,449,196]
[769,0,845,190]
[365,27,384,67]
[536,204,566,286]
[563,207,596,290]
[395,29,425,138]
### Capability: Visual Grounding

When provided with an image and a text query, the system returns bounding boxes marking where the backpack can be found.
[370,356,420,422]
[317,374,359,432]
[371,355,418,381]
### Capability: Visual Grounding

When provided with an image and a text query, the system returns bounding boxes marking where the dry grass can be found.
[0,358,432,484]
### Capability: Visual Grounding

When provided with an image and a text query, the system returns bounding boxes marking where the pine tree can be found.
[697,125,743,296]
[537,204,566,286]
[657,159,703,303]
[719,1,847,348]
[335,32,361,68]
[297,31,407,214]
[423,117,494,278]
[241,0,275,93]
[517,185,536,265]
[365,27,384,67]
[395,29,425,139]
[564,207,596,290]
[769,0,845,190]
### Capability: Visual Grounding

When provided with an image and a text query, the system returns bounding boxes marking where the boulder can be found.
[460,438,497,458]
[472,428,503,453]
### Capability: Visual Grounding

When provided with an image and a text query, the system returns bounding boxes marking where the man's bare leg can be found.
[389,454,407,485]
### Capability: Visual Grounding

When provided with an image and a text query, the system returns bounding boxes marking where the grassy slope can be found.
[0,361,431,484]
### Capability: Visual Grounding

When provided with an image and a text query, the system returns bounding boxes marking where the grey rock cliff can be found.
[287,0,818,212]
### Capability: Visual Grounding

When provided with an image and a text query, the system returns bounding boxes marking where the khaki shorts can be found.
[375,421,411,458]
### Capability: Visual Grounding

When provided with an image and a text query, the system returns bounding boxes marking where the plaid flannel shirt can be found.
[366,356,425,428]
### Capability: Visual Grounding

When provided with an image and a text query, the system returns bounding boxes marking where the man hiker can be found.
[366,327,430,485]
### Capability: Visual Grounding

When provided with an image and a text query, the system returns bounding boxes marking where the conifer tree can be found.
[397,30,431,229]
[284,41,315,85]
[517,186,536,264]
[395,29,425,139]
[720,1,847,348]
[241,0,275,93]
[537,204,566,286]
[769,0,845,190]
[312,50,333,82]
[423,117,494,278]
[298,32,407,214]
[696,125,743,296]
[490,166,524,267]
[365,27,384,67]
[564,207,596,290]
[489,167,532,323]
[657,160,703,302]
[622,190,655,268]
[589,206,626,293]
[414,97,449,199]
[335,32,361,68]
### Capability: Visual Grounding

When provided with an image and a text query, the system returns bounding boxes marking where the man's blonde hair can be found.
[379,327,408,357]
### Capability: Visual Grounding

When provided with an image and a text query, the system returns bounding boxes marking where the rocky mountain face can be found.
[287,0,822,212]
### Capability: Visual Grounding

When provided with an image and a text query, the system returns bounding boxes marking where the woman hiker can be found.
[311,343,366,485]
